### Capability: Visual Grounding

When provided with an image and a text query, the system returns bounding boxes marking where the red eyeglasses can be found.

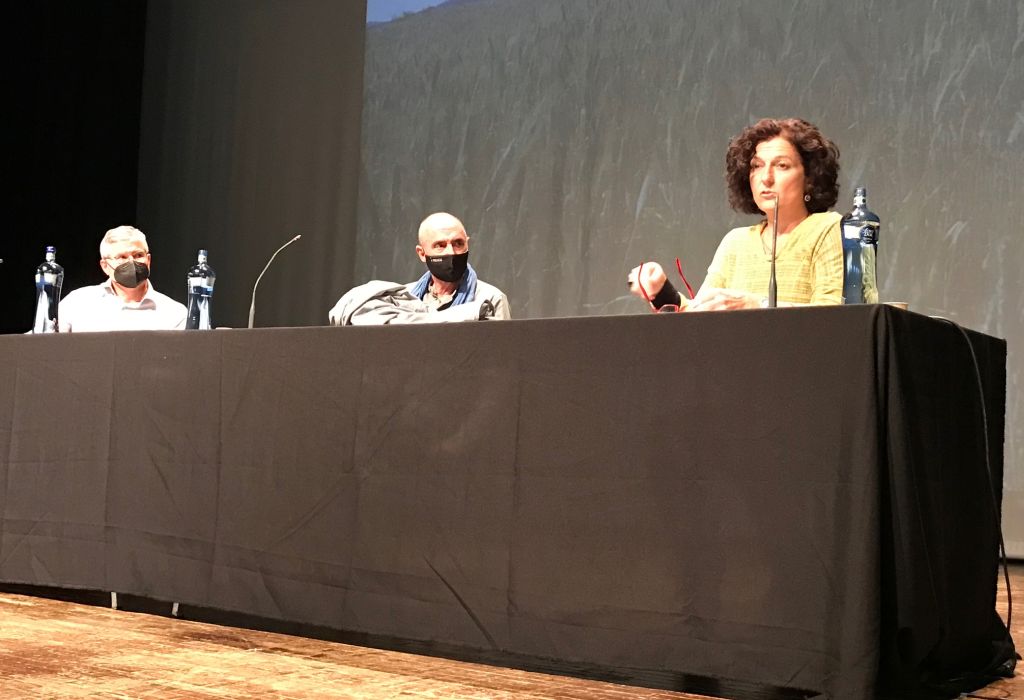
[637,258,695,313]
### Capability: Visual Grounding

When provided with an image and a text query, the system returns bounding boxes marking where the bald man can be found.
[329,212,510,325]
[409,212,510,319]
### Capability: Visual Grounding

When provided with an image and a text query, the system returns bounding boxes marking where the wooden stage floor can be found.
[1,565,1021,700]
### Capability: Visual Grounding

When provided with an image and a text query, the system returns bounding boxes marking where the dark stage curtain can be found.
[136,0,366,329]
[4,0,147,335]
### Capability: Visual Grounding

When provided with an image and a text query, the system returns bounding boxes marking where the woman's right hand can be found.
[627,262,667,300]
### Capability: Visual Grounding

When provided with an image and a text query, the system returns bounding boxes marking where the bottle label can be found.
[842,224,862,240]
[189,277,215,288]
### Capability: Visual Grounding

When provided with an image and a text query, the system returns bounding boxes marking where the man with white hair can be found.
[329,212,510,325]
[58,225,187,332]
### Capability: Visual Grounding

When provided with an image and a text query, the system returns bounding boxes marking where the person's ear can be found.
[415,244,426,262]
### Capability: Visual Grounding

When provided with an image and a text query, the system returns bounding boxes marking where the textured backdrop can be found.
[358,0,1024,553]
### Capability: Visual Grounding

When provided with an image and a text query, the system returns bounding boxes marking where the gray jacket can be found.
[329,280,511,326]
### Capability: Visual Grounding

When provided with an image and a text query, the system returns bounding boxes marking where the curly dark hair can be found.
[725,118,840,215]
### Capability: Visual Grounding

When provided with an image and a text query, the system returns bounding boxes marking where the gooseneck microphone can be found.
[248,234,301,329]
[767,197,779,309]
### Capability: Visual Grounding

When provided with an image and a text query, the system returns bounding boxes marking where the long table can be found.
[0,305,1013,699]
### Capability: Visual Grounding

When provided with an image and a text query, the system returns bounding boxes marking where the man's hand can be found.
[627,262,667,300]
[687,287,761,311]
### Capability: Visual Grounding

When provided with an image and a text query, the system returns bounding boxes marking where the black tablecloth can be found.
[0,305,1012,699]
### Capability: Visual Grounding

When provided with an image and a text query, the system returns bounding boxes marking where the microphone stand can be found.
[767,200,779,308]
[248,235,301,329]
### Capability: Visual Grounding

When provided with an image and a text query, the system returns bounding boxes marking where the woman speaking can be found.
[629,118,844,311]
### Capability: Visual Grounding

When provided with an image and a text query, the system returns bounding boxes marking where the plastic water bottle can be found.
[185,249,216,330]
[840,187,881,304]
[33,246,64,333]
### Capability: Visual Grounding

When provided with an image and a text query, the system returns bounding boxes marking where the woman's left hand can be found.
[687,287,761,311]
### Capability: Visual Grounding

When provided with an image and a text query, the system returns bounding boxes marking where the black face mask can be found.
[113,260,150,288]
[424,251,469,284]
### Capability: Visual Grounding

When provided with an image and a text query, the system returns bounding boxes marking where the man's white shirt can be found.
[58,280,187,332]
